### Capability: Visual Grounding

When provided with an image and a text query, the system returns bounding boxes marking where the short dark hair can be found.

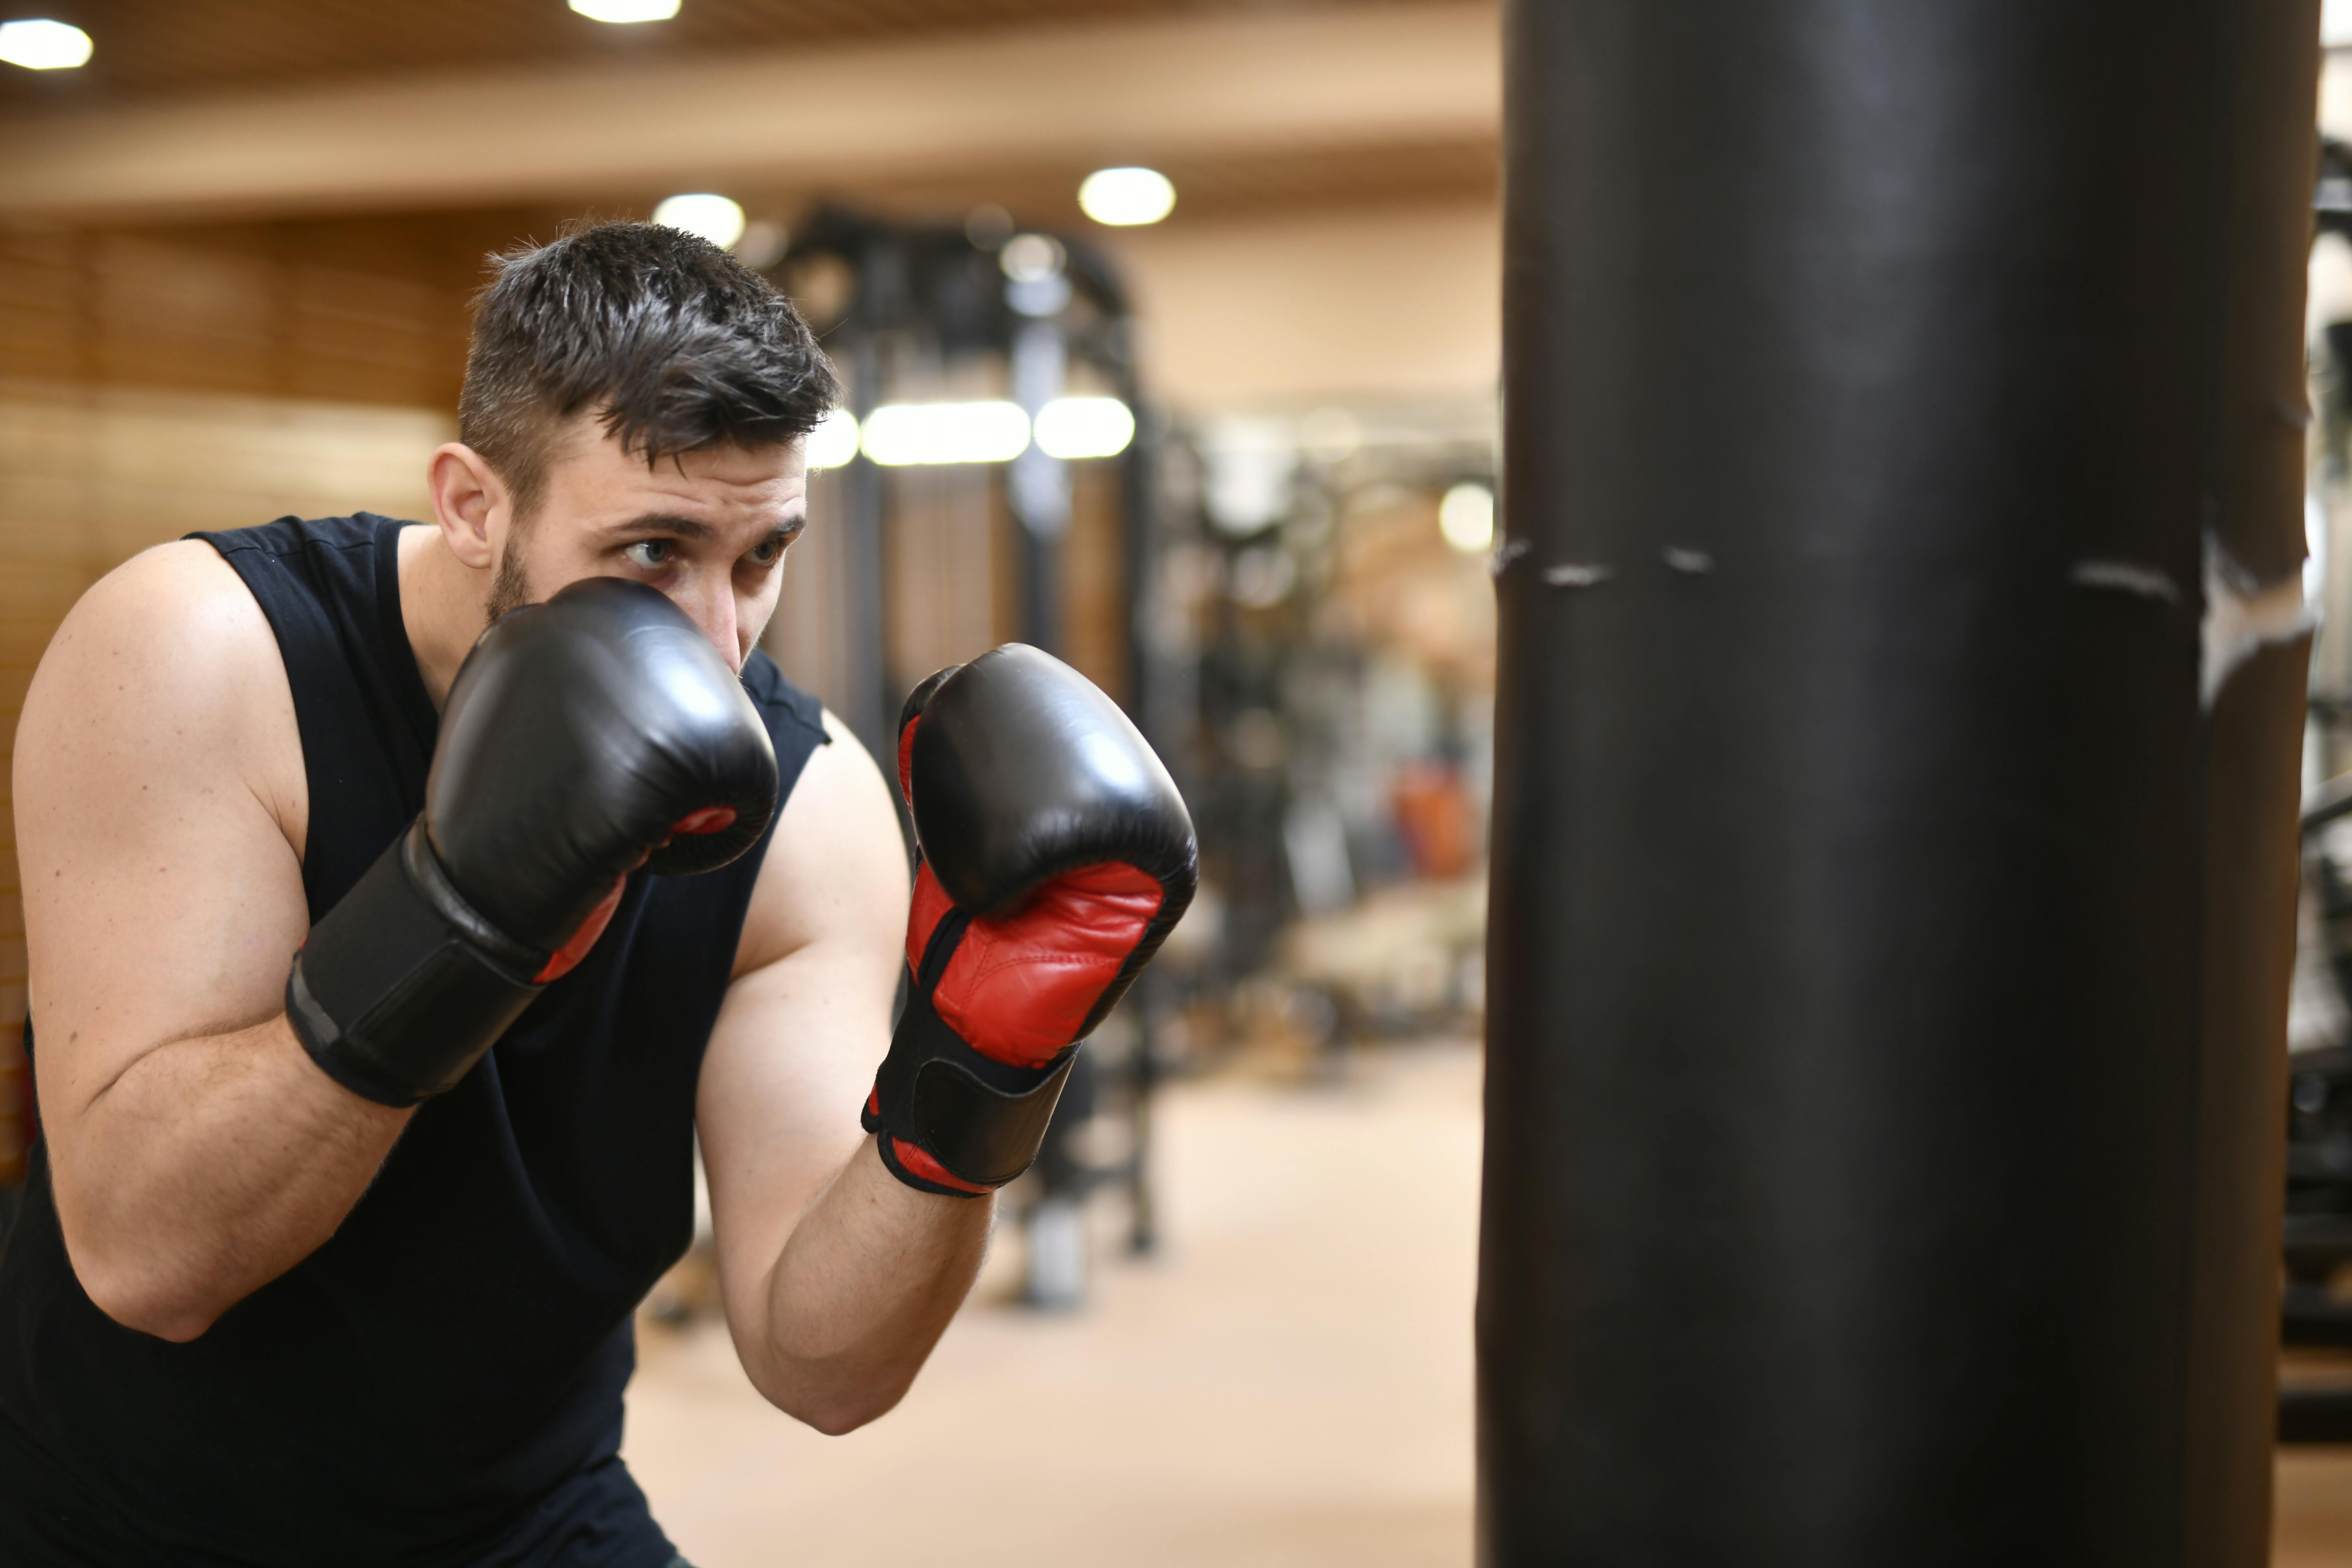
[459,221,838,519]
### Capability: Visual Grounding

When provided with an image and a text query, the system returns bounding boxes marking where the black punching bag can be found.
[1481,4,2320,1564]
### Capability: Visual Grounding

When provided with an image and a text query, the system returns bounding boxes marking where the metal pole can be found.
[1481,4,2320,1564]
[839,333,890,759]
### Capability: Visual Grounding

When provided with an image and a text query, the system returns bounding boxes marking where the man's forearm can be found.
[50,1014,409,1341]
[749,1136,993,1434]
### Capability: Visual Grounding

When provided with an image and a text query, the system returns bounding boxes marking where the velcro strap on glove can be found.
[286,821,547,1107]
[867,979,1078,1193]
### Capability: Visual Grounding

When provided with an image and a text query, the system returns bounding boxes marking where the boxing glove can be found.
[286,578,780,1107]
[865,645,1197,1196]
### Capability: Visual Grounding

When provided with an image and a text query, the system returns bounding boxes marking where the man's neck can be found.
[397,526,489,709]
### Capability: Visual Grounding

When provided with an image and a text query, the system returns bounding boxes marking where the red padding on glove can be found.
[897,716,920,801]
[891,1136,994,1195]
[933,862,1164,1068]
[535,878,626,984]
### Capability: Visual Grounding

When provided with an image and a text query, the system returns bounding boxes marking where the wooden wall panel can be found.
[1062,461,1128,704]
[887,466,1005,695]
[762,464,861,721]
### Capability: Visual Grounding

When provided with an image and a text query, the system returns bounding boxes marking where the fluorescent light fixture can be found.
[569,0,680,22]
[651,193,746,250]
[861,401,1031,466]
[1033,397,1136,460]
[803,409,860,470]
[2328,0,2352,47]
[0,18,92,69]
[1439,483,1496,554]
[1079,167,1176,227]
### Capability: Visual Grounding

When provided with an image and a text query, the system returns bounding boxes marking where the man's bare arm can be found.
[699,711,992,1435]
[18,543,411,1342]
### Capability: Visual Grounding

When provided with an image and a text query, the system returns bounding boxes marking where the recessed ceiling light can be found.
[652,193,746,250]
[0,18,93,69]
[570,0,680,23]
[1078,167,1176,227]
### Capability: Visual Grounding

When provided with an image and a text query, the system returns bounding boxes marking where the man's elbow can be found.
[759,1369,912,1437]
[794,1392,903,1438]
[65,1238,222,1344]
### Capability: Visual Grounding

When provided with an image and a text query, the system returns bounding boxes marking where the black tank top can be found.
[0,513,829,1567]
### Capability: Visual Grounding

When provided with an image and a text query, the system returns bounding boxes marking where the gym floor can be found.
[624,1043,2352,1567]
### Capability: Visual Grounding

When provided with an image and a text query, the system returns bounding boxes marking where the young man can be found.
[0,223,1193,1567]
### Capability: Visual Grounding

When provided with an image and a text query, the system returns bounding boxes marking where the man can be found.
[0,223,1193,1566]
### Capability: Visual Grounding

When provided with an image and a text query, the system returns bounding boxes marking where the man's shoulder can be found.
[739,648,829,751]
[731,698,905,978]
[195,512,395,565]
[61,540,280,681]
[22,540,295,787]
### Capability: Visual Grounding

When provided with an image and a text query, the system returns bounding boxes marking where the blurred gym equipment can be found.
[1484,2,2319,1563]
[770,209,1180,1306]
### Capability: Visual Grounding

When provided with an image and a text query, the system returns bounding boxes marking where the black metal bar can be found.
[2283,1284,2352,1348]
[1482,2,2320,1563]
[2280,1386,2352,1445]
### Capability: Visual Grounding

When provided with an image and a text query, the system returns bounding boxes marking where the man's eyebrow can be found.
[603,513,806,543]
[606,513,719,541]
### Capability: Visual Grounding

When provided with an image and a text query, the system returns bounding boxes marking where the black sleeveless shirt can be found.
[0,514,829,1567]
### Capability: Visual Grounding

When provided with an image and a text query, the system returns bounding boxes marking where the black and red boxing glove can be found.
[865,645,1198,1197]
[285,577,779,1107]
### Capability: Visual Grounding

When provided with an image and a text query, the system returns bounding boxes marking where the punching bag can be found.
[1480,3,2321,1564]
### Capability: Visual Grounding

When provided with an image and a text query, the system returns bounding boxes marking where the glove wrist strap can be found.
[286,821,548,1107]
[868,979,1077,1194]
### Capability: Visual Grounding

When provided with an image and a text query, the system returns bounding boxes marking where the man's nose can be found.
[667,578,741,670]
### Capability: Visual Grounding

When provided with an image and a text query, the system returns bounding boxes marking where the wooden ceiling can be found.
[732,135,1500,231]
[0,0,1465,109]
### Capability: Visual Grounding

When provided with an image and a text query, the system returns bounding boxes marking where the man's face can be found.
[489,414,809,671]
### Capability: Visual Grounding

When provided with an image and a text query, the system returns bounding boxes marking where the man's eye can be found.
[747,537,787,567]
[624,539,674,569]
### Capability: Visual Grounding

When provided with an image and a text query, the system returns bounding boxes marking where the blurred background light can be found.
[965,204,1015,251]
[652,193,746,249]
[0,18,92,69]
[803,409,860,470]
[1439,481,1495,553]
[2328,0,2352,48]
[735,219,789,270]
[999,233,1067,283]
[1079,166,1177,226]
[569,0,681,22]
[1033,396,1136,460]
[861,401,1031,466]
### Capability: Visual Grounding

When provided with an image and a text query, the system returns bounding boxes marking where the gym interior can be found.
[2,2,2350,1564]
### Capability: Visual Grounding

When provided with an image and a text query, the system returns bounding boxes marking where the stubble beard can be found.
[485,528,533,628]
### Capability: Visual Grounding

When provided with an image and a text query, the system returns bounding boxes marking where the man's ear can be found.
[427,443,507,571]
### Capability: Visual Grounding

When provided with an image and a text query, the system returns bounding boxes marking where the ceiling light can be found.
[652,193,746,250]
[0,18,92,69]
[1079,167,1176,227]
[804,409,860,470]
[861,402,1031,466]
[570,0,680,22]
[1439,483,1495,554]
[1033,397,1135,461]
